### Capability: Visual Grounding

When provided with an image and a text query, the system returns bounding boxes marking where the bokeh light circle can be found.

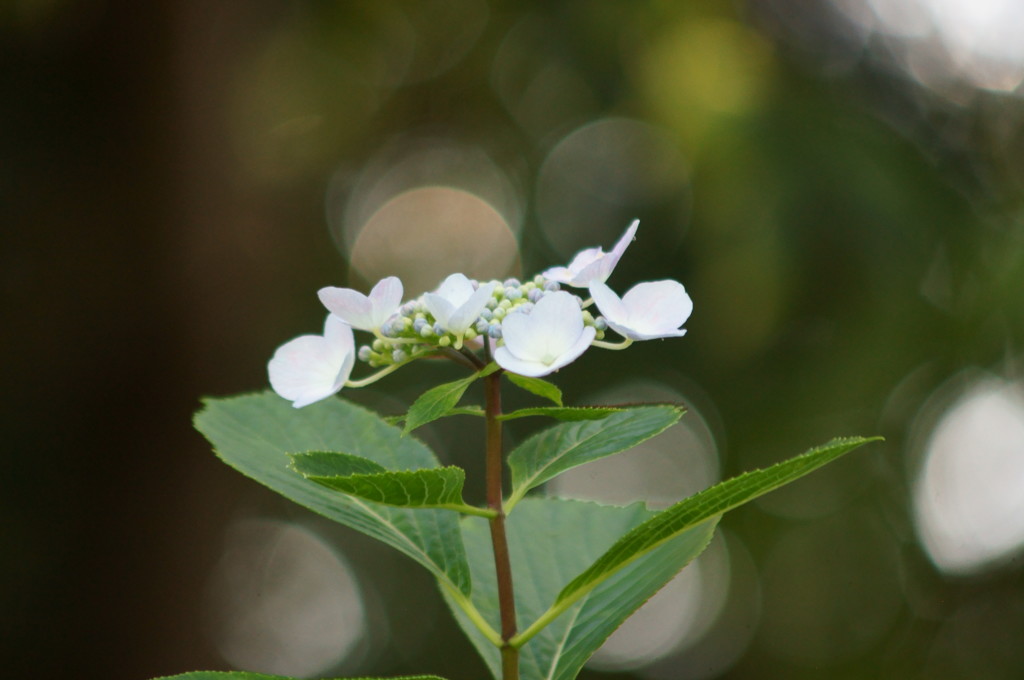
[348,186,519,295]
[203,519,367,677]
[912,374,1024,575]
[535,117,690,260]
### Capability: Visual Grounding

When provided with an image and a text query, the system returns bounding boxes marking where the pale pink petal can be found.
[598,279,692,340]
[620,280,692,335]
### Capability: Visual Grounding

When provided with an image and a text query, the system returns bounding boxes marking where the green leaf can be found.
[290,450,387,476]
[152,673,447,680]
[291,452,493,517]
[443,498,717,680]
[498,406,623,421]
[552,436,879,612]
[194,392,472,596]
[505,405,684,510]
[505,373,563,406]
[402,364,498,434]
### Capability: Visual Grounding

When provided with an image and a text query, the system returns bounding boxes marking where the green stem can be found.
[590,337,633,351]
[485,370,519,680]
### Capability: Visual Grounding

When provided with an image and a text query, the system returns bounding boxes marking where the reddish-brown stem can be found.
[484,370,518,680]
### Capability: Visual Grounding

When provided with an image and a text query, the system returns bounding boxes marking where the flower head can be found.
[268,314,355,407]
[424,274,498,336]
[494,291,596,377]
[318,276,403,332]
[589,280,692,341]
[542,219,639,288]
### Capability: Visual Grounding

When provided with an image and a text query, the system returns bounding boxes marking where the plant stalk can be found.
[484,369,518,680]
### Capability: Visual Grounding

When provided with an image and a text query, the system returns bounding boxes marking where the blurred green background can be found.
[4,1,1024,679]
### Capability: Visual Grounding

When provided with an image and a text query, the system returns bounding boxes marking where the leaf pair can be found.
[193,392,879,680]
[396,367,567,433]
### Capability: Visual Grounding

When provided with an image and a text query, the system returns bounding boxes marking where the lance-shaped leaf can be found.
[505,373,563,405]
[443,498,716,680]
[152,673,448,680]
[546,436,879,619]
[291,452,494,517]
[153,673,447,680]
[498,406,623,421]
[194,392,472,596]
[505,405,684,510]
[402,363,498,434]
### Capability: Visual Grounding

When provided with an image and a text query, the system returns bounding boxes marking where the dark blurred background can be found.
[4,1,1024,679]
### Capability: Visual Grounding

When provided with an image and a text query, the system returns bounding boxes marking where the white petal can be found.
[543,325,595,373]
[322,314,356,353]
[588,219,639,284]
[620,280,692,336]
[495,326,595,377]
[448,281,497,334]
[494,346,552,377]
[424,293,455,329]
[268,318,355,408]
[499,308,545,360]
[434,273,475,307]
[610,219,640,261]
[529,291,585,354]
[318,287,374,331]
[589,281,627,325]
[368,276,404,327]
[566,247,605,274]
[541,265,574,284]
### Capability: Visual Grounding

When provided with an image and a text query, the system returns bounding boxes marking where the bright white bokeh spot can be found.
[914,377,1024,575]
[204,519,367,678]
[831,0,1024,93]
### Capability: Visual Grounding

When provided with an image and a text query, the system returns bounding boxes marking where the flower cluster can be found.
[268,220,693,407]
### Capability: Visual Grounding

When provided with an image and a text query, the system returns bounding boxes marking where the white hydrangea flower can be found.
[268,314,355,408]
[542,219,639,288]
[589,280,692,340]
[318,276,403,332]
[424,273,498,335]
[494,291,596,377]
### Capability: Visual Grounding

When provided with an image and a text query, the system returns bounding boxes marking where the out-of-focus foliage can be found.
[4,0,1024,679]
